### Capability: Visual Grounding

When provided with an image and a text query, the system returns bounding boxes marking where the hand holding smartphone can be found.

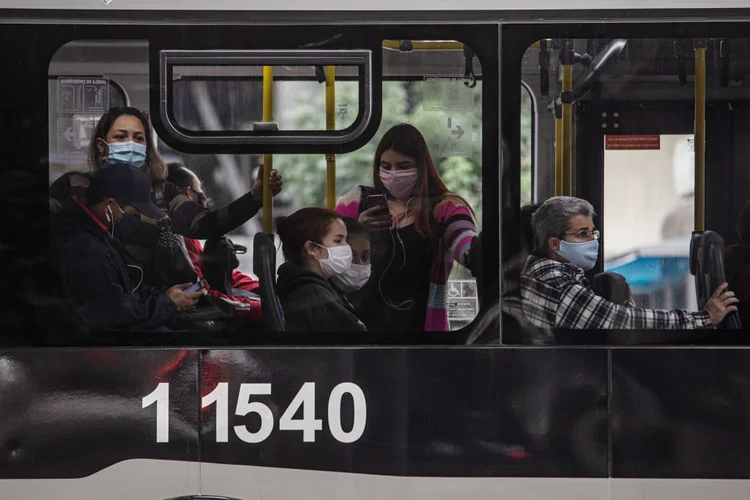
[184,278,208,293]
[360,194,393,231]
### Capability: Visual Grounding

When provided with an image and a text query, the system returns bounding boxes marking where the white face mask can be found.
[331,263,371,292]
[313,243,353,279]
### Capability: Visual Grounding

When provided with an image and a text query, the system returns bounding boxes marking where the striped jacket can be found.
[520,255,713,330]
[335,186,478,331]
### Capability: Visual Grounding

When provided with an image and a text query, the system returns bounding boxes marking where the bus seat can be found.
[253,232,286,332]
[690,230,742,329]
[203,235,242,294]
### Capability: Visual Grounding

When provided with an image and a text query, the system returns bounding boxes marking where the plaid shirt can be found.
[520,255,713,330]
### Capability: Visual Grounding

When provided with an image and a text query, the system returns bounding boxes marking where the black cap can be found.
[88,163,166,221]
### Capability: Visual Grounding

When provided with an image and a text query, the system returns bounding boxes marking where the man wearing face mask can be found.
[520,196,738,330]
[51,163,202,332]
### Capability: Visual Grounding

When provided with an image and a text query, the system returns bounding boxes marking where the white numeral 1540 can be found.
[142,382,366,444]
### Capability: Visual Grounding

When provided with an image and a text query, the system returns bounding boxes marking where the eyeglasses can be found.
[562,228,600,240]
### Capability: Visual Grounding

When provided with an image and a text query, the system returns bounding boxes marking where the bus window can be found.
[170,64,359,133]
[604,133,696,310]
[46,31,492,342]
[517,36,748,334]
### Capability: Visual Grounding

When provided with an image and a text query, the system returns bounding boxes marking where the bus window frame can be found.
[32,22,500,347]
[502,21,750,346]
[158,49,375,150]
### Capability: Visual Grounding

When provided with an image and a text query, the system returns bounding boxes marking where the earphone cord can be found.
[127,264,144,294]
[377,197,414,311]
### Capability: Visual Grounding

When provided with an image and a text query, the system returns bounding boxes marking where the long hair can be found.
[276,207,343,267]
[372,124,474,244]
[87,107,167,182]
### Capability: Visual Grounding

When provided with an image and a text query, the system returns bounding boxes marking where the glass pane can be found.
[48,37,485,339]
[603,133,696,310]
[171,64,360,132]
[515,36,748,336]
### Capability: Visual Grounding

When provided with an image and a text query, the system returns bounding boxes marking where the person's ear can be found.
[97,138,108,156]
[548,237,561,253]
[304,240,318,258]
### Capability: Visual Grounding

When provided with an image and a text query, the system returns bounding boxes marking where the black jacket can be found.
[275,263,366,332]
[50,202,178,332]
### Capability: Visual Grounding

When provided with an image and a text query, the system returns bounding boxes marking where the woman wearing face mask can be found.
[275,208,367,332]
[335,123,479,332]
[329,218,372,318]
[49,107,283,288]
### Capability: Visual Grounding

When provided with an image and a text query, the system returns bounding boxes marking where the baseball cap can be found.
[88,163,167,220]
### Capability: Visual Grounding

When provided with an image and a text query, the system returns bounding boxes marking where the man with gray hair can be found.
[520,196,738,330]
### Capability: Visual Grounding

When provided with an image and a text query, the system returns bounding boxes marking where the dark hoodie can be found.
[275,263,366,332]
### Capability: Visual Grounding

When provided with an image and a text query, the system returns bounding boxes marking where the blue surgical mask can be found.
[557,238,599,271]
[108,141,147,168]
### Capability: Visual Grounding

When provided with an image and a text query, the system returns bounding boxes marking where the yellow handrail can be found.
[325,66,336,209]
[555,116,564,196]
[262,65,274,234]
[382,39,549,52]
[694,47,706,232]
[561,64,573,196]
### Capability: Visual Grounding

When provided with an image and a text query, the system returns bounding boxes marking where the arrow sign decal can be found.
[451,125,465,140]
[63,127,75,142]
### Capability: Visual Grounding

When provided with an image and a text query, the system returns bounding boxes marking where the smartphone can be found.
[367,194,388,210]
[185,279,207,293]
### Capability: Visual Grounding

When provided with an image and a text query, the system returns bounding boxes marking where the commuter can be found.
[50,163,202,332]
[592,272,635,307]
[335,123,478,332]
[49,107,283,288]
[725,199,750,327]
[521,196,737,329]
[329,217,371,319]
[166,162,261,322]
[275,207,367,332]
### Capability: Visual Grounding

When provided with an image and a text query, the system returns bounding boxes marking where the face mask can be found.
[380,168,418,200]
[314,243,353,279]
[107,141,147,168]
[115,213,141,238]
[331,263,371,292]
[556,238,599,271]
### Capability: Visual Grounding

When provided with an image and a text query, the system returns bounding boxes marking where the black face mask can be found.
[115,212,142,238]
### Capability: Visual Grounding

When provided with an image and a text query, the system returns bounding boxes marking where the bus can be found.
[2,1,750,499]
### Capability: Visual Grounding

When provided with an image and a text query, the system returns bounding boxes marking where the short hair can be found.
[342,217,369,241]
[166,162,196,190]
[532,196,596,252]
[592,272,631,305]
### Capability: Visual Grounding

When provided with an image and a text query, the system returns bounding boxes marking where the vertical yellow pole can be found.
[555,117,563,196]
[262,66,274,234]
[325,66,336,209]
[694,47,706,231]
[561,64,573,196]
